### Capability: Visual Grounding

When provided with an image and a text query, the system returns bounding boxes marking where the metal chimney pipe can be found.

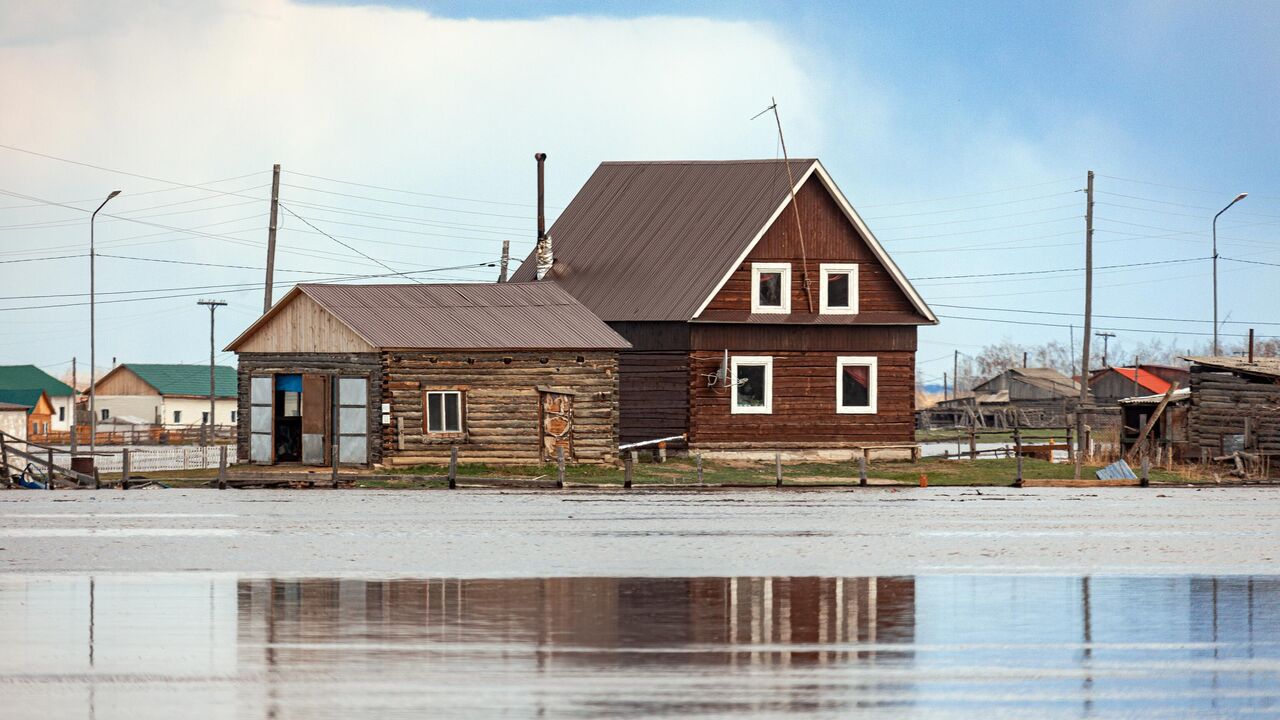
[534,153,553,280]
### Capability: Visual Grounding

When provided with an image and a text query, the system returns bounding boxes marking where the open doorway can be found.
[274,374,303,462]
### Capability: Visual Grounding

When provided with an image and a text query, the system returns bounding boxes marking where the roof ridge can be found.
[599,158,817,166]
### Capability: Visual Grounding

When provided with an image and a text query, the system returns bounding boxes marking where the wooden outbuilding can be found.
[926,367,1084,429]
[226,282,630,467]
[1118,387,1190,459]
[1089,365,1189,405]
[510,159,936,458]
[0,389,53,441]
[1184,356,1280,468]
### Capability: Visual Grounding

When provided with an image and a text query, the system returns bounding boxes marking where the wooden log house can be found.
[225,283,630,467]
[510,159,938,457]
[1184,356,1280,466]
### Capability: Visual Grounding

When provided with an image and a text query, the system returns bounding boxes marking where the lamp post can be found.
[1212,192,1248,356]
[89,190,122,454]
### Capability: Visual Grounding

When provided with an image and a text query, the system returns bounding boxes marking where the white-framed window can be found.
[836,356,877,414]
[820,263,859,314]
[731,355,773,414]
[750,263,791,314]
[426,390,464,433]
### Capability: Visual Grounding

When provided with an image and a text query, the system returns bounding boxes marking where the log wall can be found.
[380,351,619,466]
[235,352,383,464]
[1188,366,1280,457]
[618,351,689,445]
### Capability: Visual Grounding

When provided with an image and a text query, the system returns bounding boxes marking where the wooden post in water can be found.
[218,445,227,490]
[775,451,782,488]
[859,454,867,486]
[93,467,100,490]
[0,434,7,487]
[556,446,565,489]
[1140,453,1150,488]
[448,445,458,490]
[624,451,634,489]
[696,452,703,485]
[120,448,129,491]
[1013,427,1024,488]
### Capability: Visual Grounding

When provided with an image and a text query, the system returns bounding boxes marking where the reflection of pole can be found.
[1082,576,1093,715]
[89,576,95,667]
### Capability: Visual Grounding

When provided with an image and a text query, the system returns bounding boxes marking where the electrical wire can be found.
[277,203,424,283]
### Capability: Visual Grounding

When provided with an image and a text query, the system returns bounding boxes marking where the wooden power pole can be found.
[264,163,281,314]
[953,350,960,401]
[498,240,510,282]
[198,299,227,441]
[1075,171,1094,478]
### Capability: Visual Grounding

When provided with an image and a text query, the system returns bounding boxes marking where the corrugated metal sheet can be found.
[1184,356,1280,379]
[1118,387,1191,406]
[297,282,630,350]
[1096,458,1138,480]
[508,159,817,321]
[1105,367,1173,394]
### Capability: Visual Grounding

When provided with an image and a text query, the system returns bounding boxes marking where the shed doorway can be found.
[540,389,574,462]
[249,373,332,465]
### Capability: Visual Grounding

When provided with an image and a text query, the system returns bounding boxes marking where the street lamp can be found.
[1212,192,1248,356]
[89,190,122,455]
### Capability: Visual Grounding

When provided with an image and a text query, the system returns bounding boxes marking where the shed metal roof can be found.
[0,388,47,414]
[228,282,631,351]
[0,365,74,397]
[1103,367,1173,395]
[1183,356,1280,379]
[103,364,238,397]
[508,159,935,323]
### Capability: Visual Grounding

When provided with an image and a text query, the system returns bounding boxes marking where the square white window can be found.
[426,391,463,433]
[836,356,877,415]
[820,263,859,314]
[750,263,791,314]
[731,355,773,414]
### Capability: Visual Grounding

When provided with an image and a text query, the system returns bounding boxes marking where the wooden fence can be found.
[36,424,235,447]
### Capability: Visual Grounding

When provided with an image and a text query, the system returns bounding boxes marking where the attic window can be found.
[751,263,791,314]
[820,263,859,315]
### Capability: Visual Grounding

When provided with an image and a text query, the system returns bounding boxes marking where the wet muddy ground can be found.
[3,488,1279,717]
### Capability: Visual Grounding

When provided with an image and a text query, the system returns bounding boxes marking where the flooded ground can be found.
[3,489,1280,717]
[2,574,1277,718]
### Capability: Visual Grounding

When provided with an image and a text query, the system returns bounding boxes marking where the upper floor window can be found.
[731,355,773,414]
[751,263,791,314]
[836,356,877,414]
[820,263,859,314]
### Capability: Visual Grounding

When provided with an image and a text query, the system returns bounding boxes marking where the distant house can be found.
[1089,365,1190,405]
[926,367,1084,428]
[510,158,936,457]
[1183,356,1280,465]
[0,401,28,442]
[0,389,53,440]
[225,283,630,467]
[0,365,76,431]
[90,363,237,428]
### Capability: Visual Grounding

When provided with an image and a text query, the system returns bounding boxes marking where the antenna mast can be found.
[755,98,815,313]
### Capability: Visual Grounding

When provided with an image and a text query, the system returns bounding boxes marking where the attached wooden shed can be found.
[1184,356,1280,466]
[226,283,630,467]
[0,389,53,440]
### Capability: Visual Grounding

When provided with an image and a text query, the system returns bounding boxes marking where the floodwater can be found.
[3,574,1278,719]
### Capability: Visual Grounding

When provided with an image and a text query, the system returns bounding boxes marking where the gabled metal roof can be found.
[227,282,631,351]
[509,159,935,324]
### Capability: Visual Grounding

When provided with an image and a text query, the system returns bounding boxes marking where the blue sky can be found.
[0,0,1277,385]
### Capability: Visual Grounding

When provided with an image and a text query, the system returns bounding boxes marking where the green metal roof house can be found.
[0,365,77,431]
[91,363,238,428]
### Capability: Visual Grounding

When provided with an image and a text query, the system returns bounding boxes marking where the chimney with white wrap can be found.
[534,152,553,280]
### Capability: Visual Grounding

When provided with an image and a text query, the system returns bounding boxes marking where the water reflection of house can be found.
[237,576,916,670]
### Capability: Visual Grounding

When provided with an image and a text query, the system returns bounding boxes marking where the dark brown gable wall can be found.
[699,175,923,321]
[688,326,917,446]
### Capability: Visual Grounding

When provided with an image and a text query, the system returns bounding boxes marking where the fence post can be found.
[448,445,458,490]
[624,451,633,489]
[1066,425,1075,464]
[218,445,227,490]
[1013,427,1023,488]
[93,467,100,491]
[121,448,130,491]
[45,448,54,490]
[859,454,867,487]
[696,452,703,485]
[968,427,977,460]
[0,434,8,487]
[1140,453,1150,488]
[556,446,565,489]
[775,451,782,488]
[331,447,339,489]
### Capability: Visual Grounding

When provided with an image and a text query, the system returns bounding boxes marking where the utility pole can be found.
[1075,171,1094,479]
[943,372,949,402]
[70,353,76,450]
[1133,355,1140,396]
[198,300,227,442]
[498,240,510,282]
[264,163,281,314]
[1095,332,1116,367]
[1212,192,1248,356]
[1070,324,1076,377]
[953,349,960,401]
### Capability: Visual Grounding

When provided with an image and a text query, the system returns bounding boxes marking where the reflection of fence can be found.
[38,425,235,447]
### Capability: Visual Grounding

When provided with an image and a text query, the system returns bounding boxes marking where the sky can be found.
[1,0,1277,388]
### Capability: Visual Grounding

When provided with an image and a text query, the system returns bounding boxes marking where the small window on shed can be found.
[751,263,791,314]
[426,391,463,434]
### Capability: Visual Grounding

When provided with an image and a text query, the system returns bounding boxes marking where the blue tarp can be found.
[275,374,302,392]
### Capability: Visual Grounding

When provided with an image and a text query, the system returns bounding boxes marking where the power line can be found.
[0,253,87,265]
[289,169,557,209]
[280,182,535,220]
[278,203,424,283]
[879,215,1081,241]
[856,176,1079,209]
[0,170,264,211]
[935,312,1263,339]
[1097,174,1280,202]
[870,203,1080,232]
[1222,256,1280,268]
[932,302,1280,327]
[912,256,1205,281]
[862,191,1080,220]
